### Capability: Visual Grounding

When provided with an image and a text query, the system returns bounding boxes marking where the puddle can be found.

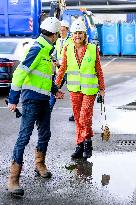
[65,160,93,178]
[87,152,136,201]
[93,107,136,134]
[66,152,136,203]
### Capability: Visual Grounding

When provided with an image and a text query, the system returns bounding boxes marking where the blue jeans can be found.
[50,74,67,112]
[12,100,51,165]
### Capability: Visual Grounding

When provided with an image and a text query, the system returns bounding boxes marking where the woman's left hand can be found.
[55,90,65,99]
[99,89,105,97]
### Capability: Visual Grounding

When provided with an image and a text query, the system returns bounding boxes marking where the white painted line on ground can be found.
[102,58,117,68]
[118,57,136,60]
[0,106,21,109]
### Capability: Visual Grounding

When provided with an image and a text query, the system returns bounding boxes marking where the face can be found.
[60,26,68,39]
[72,31,86,45]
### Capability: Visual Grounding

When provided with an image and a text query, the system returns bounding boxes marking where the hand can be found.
[52,60,60,68]
[55,90,65,99]
[99,89,105,97]
[8,103,17,112]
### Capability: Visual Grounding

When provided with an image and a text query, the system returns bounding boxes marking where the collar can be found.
[40,34,53,46]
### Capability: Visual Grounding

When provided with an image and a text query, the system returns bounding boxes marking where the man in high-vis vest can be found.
[56,19,105,160]
[7,17,64,196]
[50,20,73,113]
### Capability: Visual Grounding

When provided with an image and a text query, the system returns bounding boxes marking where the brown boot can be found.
[35,150,52,178]
[7,161,24,196]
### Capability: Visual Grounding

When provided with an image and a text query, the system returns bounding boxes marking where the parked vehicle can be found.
[0,38,32,88]
[0,58,14,88]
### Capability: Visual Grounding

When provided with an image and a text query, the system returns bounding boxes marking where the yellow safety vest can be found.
[11,36,53,96]
[66,43,99,95]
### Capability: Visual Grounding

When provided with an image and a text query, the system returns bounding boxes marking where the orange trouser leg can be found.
[79,94,96,143]
[70,92,83,144]
[70,92,96,145]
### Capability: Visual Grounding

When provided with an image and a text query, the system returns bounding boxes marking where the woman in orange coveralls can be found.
[55,19,105,159]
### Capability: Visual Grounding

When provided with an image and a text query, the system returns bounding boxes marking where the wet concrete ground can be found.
[0,57,136,205]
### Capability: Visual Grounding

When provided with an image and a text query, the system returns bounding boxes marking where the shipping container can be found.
[0,0,42,38]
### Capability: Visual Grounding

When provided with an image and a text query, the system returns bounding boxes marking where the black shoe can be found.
[71,143,84,159]
[83,139,93,159]
[69,114,75,121]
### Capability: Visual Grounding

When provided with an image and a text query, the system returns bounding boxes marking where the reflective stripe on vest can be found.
[66,43,99,95]
[12,36,53,94]
[22,85,50,96]
[18,63,30,73]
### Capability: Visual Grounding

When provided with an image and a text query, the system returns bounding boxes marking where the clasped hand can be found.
[55,90,65,99]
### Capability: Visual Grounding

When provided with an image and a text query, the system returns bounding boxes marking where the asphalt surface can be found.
[0,56,136,205]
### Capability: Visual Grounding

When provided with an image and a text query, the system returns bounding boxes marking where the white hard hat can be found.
[70,19,86,33]
[40,17,61,33]
[61,20,69,28]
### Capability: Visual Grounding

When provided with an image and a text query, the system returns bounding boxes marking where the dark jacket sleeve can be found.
[51,76,59,95]
[8,89,21,104]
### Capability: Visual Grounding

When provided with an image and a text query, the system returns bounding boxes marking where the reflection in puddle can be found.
[66,152,136,202]
[88,151,136,201]
[65,164,77,172]
[101,174,110,186]
[65,159,93,180]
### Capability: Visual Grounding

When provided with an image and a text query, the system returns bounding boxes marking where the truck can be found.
[49,0,99,44]
[61,8,98,44]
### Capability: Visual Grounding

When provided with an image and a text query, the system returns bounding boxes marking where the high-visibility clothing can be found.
[11,36,53,96]
[70,92,96,144]
[66,43,99,95]
[56,37,72,61]
[55,37,72,73]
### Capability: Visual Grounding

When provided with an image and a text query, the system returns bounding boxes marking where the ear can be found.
[52,33,56,39]
[52,33,58,42]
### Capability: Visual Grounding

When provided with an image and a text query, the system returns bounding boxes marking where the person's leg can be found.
[8,101,39,195]
[12,102,39,164]
[60,74,75,122]
[35,101,52,178]
[69,114,75,121]
[70,92,84,159]
[79,95,96,158]
[79,95,96,140]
